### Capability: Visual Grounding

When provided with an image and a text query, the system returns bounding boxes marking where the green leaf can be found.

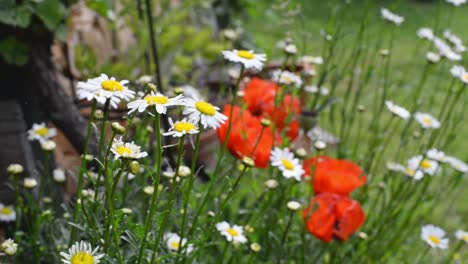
[34,0,63,31]
[0,37,29,66]
[0,2,33,28]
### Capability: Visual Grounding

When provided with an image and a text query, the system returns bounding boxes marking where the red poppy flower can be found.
[303,193,365,242]
[217,105,273,168]
[303,156,366,196]
[242,77,301,141]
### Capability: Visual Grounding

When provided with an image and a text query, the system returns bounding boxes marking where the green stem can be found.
[69,99,97,245]
[136,112,163,264]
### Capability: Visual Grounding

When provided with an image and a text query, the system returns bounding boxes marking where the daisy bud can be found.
[143,186,154,195]
[6,164,23,175]
[413,131,421,139]
[1,239,18,256]
[358,232,368,240]
[41,209,53,217]
[260,118,271,127]
[146,125,154,133]
[426,52,440,64]
[228,68,241,80]
[222,29,238,41]
[129,161,140,174]
[145,83,157,93]
[295,148,307,159]
[163,171,176,179]
[179,208,185,214]
[174,87,184,95]
[357,104,366,112]
[94,110,104,120]
[23,177,38,188]
[207,211,216,217]
[178,165,191,177]
[53,168,66,183]
[378,182,386,189]
[379,49,390,56]
[42,197,52,204]
[265,179,279,189]
[250,242,262,253]
[284,43,298,56]
[286,201,302,211]
[236,90,245,97]
[241,156,255,168]
[82,154,94,162]
[314,140,327,150]
[121,208,133,215]
[136,75,152,84]
[245,225,255,233]
[111,122,126,135]
[40,140,56,151]
[63,212,71,218]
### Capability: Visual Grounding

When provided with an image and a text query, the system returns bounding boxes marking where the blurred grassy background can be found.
[242,0,467,258]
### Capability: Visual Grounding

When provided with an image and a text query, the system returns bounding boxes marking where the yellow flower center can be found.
[144,95,169,105]
[405,168,416,176]
[463,73,468,81]
[35,127,49,136]
[170,241,180,250]
[174,122,196,132]
[116,145,132,156]
[236,50,255,59]
[195,101,216,116]
[422,117,433,125]
[420,160,432,169]
[281,159,295,170]
[0,207,13,215]
[101,80,124,92]
[282,76,293,83]
[227,228,239,237]
[462,234,468,242]
[71,252,94,264]
[428,235,440,245]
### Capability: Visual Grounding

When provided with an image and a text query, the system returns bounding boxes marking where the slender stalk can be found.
[150,135,187,263]
[136,112,163,264]
[69,99,97,245]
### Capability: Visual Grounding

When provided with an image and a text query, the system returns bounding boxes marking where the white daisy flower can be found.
[182,97,227,129]
[216,221,248,244]
[127,92,184,114]
[60,241,104,264]
[414,112,441,129]
[445,156,468,173]
[77,74,135,108]
[23,177,38,188]
[304,85,329,95]
[426,149,448,163]
[385,101,411,120]
[417,28,434,40]
[0,204,15,222]
[164,233,194,254]
[1,238,17,256]
[421,225,449,249]
[271,70,303,87]
[27,122,57,142]
[300,56,324,65]
[455,230,468,243]
[443,30,466,53]
[401,167,425,180]
[408,155,439,175]
[53,168,66,183]
[450,65,468,84]
[433,37,462,61]
[386,161,405,172]
[426,52,441,63]
[111,137,148,160]
[446,0,467,6]
[380,8,404,25]
[163,118,199,138]
[270,147,304,181]
[222,49,267,70]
